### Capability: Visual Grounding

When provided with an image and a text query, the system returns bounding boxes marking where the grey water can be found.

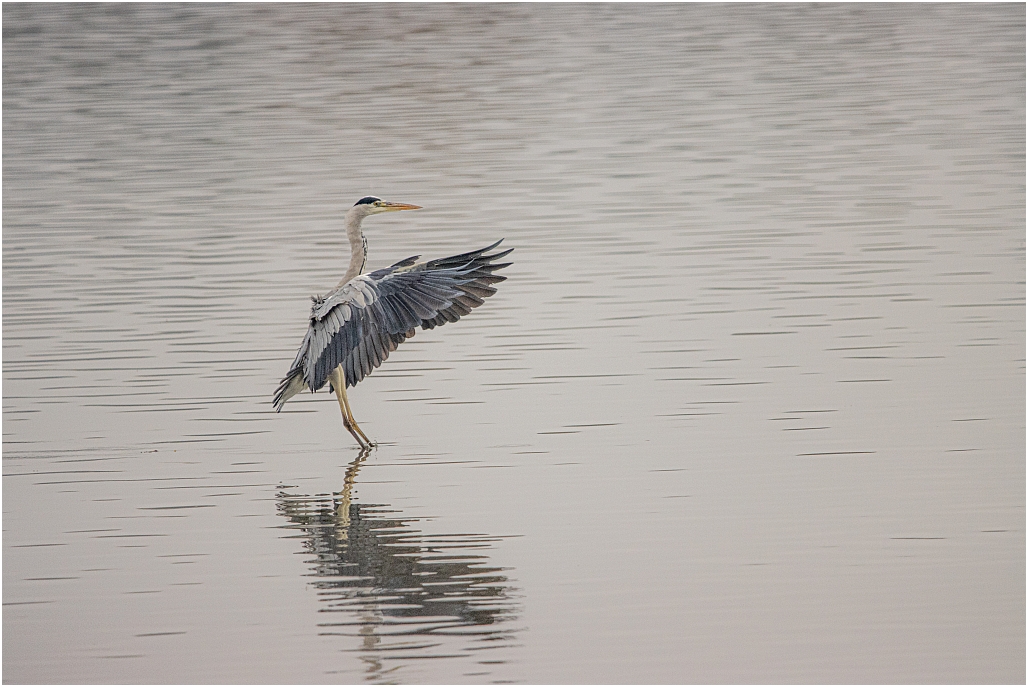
[3,4,1024,684]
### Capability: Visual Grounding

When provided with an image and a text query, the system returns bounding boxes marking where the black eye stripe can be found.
[354,196,381,206]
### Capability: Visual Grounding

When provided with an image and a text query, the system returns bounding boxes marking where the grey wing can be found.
[273,240,512,410]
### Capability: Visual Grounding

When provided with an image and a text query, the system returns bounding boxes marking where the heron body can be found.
[274,197,512,448]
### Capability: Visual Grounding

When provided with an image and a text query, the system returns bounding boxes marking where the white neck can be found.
[338,207,368,287]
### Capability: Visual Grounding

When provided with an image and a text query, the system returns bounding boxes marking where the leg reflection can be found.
[275,448,518,681]
[335,447,370,539]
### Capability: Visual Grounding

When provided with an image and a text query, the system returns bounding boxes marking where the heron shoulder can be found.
[310,278,376,322]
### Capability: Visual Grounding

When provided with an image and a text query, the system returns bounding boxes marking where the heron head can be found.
[353,196,422,216]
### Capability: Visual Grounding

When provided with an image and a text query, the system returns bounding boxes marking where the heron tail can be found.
[273,366,306,411]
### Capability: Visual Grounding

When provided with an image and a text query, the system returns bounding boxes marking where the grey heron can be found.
[273,197,512,448]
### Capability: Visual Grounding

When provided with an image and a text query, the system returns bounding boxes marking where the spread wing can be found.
[274,240,512,410]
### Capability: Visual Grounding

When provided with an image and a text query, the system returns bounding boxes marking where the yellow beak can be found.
[380,201,422,212]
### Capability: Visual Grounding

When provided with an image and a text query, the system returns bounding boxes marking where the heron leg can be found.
[330,367,374,448]
[333,382,368,449]
[339,384,374,447]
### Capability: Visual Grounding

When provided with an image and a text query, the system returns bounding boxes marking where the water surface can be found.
[4,4,1024,683]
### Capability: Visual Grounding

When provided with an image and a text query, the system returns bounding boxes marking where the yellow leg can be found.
[329,367,374,448]
[341,386,374,447]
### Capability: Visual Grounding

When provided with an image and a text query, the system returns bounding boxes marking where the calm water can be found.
[3,4,1024,683]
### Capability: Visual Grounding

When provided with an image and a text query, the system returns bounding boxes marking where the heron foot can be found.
[348,418,375,448]
[344,425,374,449]
[339,412,374,448]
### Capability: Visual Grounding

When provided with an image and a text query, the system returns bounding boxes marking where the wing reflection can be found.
[276,450,520,680]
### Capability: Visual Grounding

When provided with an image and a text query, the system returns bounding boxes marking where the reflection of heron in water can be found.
[273,197,512,448]
[276,450,519,679]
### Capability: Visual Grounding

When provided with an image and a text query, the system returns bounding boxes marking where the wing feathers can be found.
[274,241,511,405]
